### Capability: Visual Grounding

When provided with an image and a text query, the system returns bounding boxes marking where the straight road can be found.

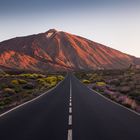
[0,73,140,140]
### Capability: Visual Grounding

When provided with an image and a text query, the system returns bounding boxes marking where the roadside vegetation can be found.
[75,68,140,113]
[0,71,65,114]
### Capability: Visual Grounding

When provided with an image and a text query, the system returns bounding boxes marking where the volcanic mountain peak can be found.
[46,28,58,33]
[0,29,139,72]
[45,29,58,38]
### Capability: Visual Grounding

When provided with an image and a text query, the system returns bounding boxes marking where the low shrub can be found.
[14,86,22,93]
[49,81,57,88]
[23,83,35,89]
[11,80,19,85]
[19,73,46,79]
[18,79,28,84]
[3,97,12,105]
[82,79,90,84]
[42,76,58,87]
[3,88,16,95]
[57,75,64,81]
[0,101,5,106]
[96,82,106,87]
[22,92,33,98]
[37,78,47,86]
[45,76,57,83]
[0,83,8,89]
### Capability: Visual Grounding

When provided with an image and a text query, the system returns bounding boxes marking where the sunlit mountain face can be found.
[0,29,139,72]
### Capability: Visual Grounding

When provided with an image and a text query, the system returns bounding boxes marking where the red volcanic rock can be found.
[0,29,139,72]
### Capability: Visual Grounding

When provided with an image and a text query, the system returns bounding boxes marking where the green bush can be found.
[19,73,35,79]
[37,74,46,78]
[19,73,46,79]
[11,79,27,86]
[23,83,35,89]
[45,76,57,83]
[37,76,59,88]
[18,79,28,84]
[14,86,22,93]
[96,82,106,87]
[57,75,64,81]
[37,78,47,86]
[48,81,57,88]
[82,79,90,84]
[11,80,19,85]
[42,76,57,87]
[31,73,40,79]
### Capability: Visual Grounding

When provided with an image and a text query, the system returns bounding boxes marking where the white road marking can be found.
[90,88,140,116]
[77,77,140,116]
[69,115,72,125]
[67,129,72,140]
[0,75,68,118]
[70,79,72,97]
[69,102,72,106]
[69,107,72,113]
[67,77,73,140]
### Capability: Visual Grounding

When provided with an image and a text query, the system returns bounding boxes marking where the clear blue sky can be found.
[0,0,140,57]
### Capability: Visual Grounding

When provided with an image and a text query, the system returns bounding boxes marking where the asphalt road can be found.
[0,73,140,140]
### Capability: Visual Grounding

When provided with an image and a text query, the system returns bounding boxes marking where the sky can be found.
[0,0,140,57]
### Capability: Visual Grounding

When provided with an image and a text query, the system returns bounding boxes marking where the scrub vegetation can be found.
[75,68,140,113]
[0,71,65,114]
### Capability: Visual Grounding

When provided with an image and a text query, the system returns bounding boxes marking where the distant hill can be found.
[0,29,139,72]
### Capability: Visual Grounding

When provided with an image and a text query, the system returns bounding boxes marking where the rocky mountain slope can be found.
[0,29,138,72]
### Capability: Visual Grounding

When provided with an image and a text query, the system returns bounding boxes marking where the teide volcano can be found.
[0,29,138,72]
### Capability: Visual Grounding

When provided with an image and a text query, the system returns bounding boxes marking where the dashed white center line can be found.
[69,102,72,106]
[68,115,72,125]
[67,78,73,140]
[69,107,72,113]
[67,129,72,140]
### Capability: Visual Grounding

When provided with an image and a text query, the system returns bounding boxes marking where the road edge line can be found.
[73,74,140,116]
[0,74,68,118]
[89,87,140,116]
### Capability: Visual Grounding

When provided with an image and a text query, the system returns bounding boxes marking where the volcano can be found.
[0,29,138,72]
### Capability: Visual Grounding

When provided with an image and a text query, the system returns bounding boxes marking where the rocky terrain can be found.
[0,29,139,72]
